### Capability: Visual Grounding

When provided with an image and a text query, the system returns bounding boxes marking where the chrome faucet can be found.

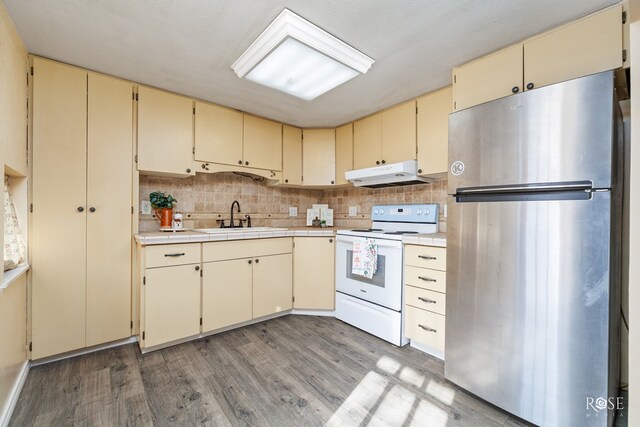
[230,200,241,228]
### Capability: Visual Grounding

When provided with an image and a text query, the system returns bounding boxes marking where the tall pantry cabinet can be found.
[31,57,133,359]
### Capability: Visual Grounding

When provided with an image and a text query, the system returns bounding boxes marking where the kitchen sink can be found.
[194,227,288,234]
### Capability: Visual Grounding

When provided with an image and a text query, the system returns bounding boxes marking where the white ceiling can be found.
[4,0,617,127]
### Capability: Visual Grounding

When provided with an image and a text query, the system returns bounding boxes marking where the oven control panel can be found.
[371,204,438,223]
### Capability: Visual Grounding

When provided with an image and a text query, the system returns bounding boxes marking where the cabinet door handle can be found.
[255,259,259,263]
[245,161,249,166]
[195,266,200,271]
[418,255,436,260]
[89,207,96,212]
[77,206,84,212]
[248,259,252,264]
[511,86,519,93]
[164,253,185,257]
[331,180,335,184]
[526,82,534,90]
[418,324,437,333]
[381,160,386,164]
[376,160,381,165]
[238,160,243,165]
[329,239,333,243]
[418,276,436,282]
[285,179,289,183]
[186,168,191,173]
[418,297,437,304]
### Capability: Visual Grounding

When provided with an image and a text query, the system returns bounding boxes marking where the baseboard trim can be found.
[0,360,30,427]
[291,309,335,317]
[31,336,138,367]
[409,339,444,360]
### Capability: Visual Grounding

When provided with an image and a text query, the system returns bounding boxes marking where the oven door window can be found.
[346,250,386,287]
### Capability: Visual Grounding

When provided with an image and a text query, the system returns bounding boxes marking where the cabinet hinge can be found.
[29,342,32,352]
[623,10,627,24]
[142,331,145,340]
[200,269,203,277]
[130,320,133,330]
[132,92,135,100]
[453,101,457,110]
[30,203,33,213]
[453,74,456,83]
[192,146,195,154]
[292,296,295,303]
[200,317,203,326]
[131,206,134,214]
[135,93,139,101]
[30,66,33,76]
[193,107,196,115]
[416,106,418,114]
[293,242,295,248]
[134,154,138,163]
[623,49,627,62]
[143,276,146,285]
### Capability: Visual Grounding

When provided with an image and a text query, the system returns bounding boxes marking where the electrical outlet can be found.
[289,207,298,217]
[349,206,358,217]
[141,200,152,215]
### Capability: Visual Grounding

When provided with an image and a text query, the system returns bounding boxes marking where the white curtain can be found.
[4,176,26,271]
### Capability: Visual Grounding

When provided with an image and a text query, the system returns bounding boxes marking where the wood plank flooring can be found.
[11,315,531,426]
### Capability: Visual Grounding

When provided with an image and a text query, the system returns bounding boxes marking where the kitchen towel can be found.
[352,237,377,279]
[4,176,26,271]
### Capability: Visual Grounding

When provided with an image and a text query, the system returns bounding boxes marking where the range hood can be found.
[345,160,432,188]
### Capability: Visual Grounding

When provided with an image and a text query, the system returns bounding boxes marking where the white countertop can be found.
[135,228,336,245]
[402,232,447,248]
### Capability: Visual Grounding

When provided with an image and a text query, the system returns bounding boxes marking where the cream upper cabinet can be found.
[194,101,243,167]
[335,123,353,185]
[523,5,623,91]
[243,115,282,171]
[417,86,452,177]
[452,44,524,111]
[282,125,302,185]
[85,72,133,347]
[137,85,194,176]
[293,237,335,310]
[31,58,88,359]
[31,58,134,359]
[353,113,382,169]
[303,128,336,186]
[202,258,253,332]
[453,5,623,111]
[253,253,293,318]
[381,100,416,164]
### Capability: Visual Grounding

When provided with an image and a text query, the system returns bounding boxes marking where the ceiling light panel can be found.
[232,9,374,100]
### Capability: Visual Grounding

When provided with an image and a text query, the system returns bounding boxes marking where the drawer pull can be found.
[418,255,437,260]
[418,324,437,333]
[418,297,436,304]
[164,253,186,257]
[418,276,436,282]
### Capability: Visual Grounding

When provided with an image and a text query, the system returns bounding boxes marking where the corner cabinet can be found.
[293,237,335,310]
[302,129,336,186]
[31,58,133,359]
[453,4,623,111]
[137,85,194,176]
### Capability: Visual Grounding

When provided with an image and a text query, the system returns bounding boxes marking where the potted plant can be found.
[149,191,177,228]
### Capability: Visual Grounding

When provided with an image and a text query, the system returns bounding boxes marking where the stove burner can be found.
[384,231,420,235]
[351,228,383,232]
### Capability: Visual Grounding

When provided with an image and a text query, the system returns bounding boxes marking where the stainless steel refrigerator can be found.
[446,71,622,427]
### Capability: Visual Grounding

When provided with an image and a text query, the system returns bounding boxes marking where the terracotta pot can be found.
[155,207,173,227]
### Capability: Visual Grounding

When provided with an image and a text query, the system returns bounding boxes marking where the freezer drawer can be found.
[445,191,619,427]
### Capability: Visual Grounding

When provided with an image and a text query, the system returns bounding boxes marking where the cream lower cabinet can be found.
[293,237,335,310]
[202,258,253,331]
[31,57,133,359]
[139,243,201,349]
[403,244,447,358]
[201,238,293,333]
[253,253,293,318]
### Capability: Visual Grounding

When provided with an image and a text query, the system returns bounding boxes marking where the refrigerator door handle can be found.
[455,181,593,195]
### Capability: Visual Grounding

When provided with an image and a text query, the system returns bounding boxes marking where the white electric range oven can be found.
[335,204,439,346]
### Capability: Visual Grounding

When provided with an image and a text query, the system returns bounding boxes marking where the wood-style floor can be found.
[11,315,530,426]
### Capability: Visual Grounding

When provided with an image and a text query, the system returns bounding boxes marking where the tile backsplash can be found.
[139,172,447,232]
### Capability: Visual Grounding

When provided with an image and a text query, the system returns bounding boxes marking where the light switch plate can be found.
[289,207,298,217]
[349,206,358,217]
[141,200,152,215]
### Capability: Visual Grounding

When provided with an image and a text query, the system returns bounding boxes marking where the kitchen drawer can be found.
[405,285,446,315]
[405,265,446,293]
[405,305,445,352]
[405,245,446,271]
[146,243,201,268]
[203,237,292,262]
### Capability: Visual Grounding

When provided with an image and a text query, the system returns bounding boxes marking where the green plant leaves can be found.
[149,191,177,209]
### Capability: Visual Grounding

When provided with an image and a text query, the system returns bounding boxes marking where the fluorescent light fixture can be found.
[232,9,374,100]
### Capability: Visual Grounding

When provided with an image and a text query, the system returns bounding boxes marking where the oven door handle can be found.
[336,235,403,249]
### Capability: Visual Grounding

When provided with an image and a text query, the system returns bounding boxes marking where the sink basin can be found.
[195,227,287,234]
